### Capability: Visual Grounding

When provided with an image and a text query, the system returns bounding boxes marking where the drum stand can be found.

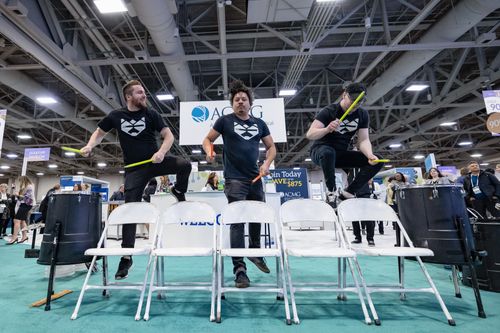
[45,222,62,311]
[455,217,487,318]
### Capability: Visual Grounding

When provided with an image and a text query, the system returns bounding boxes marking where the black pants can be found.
[122,154,191,248]
[224,179,265,274]
[353,221,375,241]
[311,145,384,194]
[471,197,500,219]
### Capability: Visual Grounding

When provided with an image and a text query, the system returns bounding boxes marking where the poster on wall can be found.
[0,109,6,155]
[482,90,500,136]
[179,98,287,145]
[269,168,309,204]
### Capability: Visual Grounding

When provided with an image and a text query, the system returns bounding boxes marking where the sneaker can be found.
[235,271,250,288]
[115,257,133,280]
[169,186,186,202]
[248,257,271,274]
[351,239,362,244]
[326,191,337,209]
[367,240,375,246]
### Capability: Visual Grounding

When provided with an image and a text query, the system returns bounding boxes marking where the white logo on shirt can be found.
[338,118,359,134]
[234,122,259,140]
[121,117,145,136]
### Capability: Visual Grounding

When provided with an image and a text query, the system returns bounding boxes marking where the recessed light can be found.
[64,151,76,157]
[17,134,32,139]
[414,154,425,159]
[77,171,85,175]
[156,94,174,101]
[406,84,429,92]
[200,161,208,164]
[458,141,473,146]
[94,0,127,14]
[304,158,312,162]
[278,89,297,96]
[6,153,18,159]
[389,143,402,148]
[480,163,489,166]
[293,167,300,170]
[36,172,44,176]
[440,122,457,127]
[192,149,202,154]
[384,164,393,168]
[48,164,58,169]
[118,170,125,174]
[0,165,10,170]
[0,173,4,177]
[97,162,107,167]
[470,153,482,158]
[36,97,57,104]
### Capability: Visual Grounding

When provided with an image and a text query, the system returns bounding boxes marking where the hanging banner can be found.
[21,147,51,176]
[269,168,309,204]
[179,98,287,145]
[482,90,500,136]
[0,109,6,155]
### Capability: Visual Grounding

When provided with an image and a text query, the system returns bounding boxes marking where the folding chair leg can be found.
[210,252,217,322]
[353,258,380,325]
[275,257,284,300]
[216,254,222,323]
[416,257,455,326]
[336,258,343,301]
[451,265,462,298]
[278,255,292,325]
[71,255,98,320]
[284,253,299,324]
[135,253,154,321]
[346,258,372,325]
[399,257,406,301]
[143,255,158,321]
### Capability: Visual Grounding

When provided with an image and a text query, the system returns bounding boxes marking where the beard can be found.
[132,97,147,109]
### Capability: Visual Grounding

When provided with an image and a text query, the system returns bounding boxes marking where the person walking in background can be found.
[463,161,500,219]
[455,167,469,186]
[202,172,219,192]
[80,79,191,280]
[110,184,125,201]
[202,80,276,289]
[425,167,451,185]
[386,172,407,214]
[7,176,35,245]
[0,183,14,238]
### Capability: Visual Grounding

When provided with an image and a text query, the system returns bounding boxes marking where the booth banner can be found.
[438,166,459,181]
[424,153,436,172]
[24,147,51,161]
[0,109,6,155]
[269,168,309,204]
[482,90,500,114]
[179,98,287,145]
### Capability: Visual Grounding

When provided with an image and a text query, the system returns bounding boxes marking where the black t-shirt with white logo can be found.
[213,113,270,180]
[98,107,167,165]
[311,103,369,151]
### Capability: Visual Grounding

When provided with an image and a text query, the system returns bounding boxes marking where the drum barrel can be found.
[37,193,102,265]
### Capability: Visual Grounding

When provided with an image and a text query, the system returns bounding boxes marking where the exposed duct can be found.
[366,0,500,105]
[131,0,197,101]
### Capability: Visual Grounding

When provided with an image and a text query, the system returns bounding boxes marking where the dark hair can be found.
[344,82,366,96]
[394,172,406,182]
[468,160,479,166]
[427,167,443,179]
[460,167,468,176]
[147,178,158,187]
[229,80,253,106]
[122,80,142,101]
[206,172,218,188]
[485,168,495,174]
[73,183,83,191]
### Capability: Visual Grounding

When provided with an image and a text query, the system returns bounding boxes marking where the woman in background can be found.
[7,176,35,245]
[0,183,13,237]
[202,172,219,191]
[73,183,83,191]
[425,167,451,185]
[386,172,407,213]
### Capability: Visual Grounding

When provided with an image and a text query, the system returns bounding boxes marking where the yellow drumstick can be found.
[62,146,83,154]
[124,159,153,168]
[372,159,390,163]
[339,91,366,122]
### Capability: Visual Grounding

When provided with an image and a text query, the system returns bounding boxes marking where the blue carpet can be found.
[1,242,498,333]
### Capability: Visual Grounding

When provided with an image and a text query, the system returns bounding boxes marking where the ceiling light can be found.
[259,147,266,151]
[384,164,393,168]
[156,94,174,101]
[48,164,58,169]
[480,163,489,166]
[316,0,338,2]
[97,162,107,167]
[293,167,300,170]
[0,165,10,170]
[278,89,297,97]
[406,84,429,92]
[17,134,32,139]
[304,158,312,162]
[0,174,4,177]
[389,143,402,148]
[119,170,125,174]
[470,153,482,158]
[64,152,76,157]
[6,153,18,159]
[440,121,457,126]
[77,171,85,175]
[192,149,202,154]
[94,0,127,14]
[36,172,44,176]
[414,154,425,159]
[200,161,208,164]
[458,141,473,146]
[36,97,57,104]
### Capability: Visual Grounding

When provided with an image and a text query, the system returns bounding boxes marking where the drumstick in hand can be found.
[252,173,263,183]
[124,159,153,168]
[339,91,366,122]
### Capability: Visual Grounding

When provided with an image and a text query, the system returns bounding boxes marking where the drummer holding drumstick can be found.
[80,80,192,280]
[306,83,384,207]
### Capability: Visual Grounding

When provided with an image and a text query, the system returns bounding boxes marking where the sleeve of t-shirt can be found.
[314,107,333,127]
[152,110,167,132]
[212,116,224,134]
[97,112,114,132]
[358,109,369,128]
[260,120,271,138]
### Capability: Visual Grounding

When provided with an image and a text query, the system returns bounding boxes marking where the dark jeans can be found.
[224,178,265,274]
[311,145,384,194]
[122,154,192,248]
[353,221,375,241]
[471,198,500,219]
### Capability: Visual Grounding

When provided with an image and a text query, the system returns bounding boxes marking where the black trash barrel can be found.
[37,193,102,265]
[397,185,474,265]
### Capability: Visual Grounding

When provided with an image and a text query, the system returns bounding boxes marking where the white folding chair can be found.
[217,200,291,324]
[142,201,217,322]
[71,202,159,320]
[280,199,372,325]
[337,198,455,326]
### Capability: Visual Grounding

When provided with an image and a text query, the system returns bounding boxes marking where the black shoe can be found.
[351,239,362,244]
[235,271,250,288]
[326,191,337,209]
[115,257,133,280]
[367,240,375,246]
[169,186,186,202]
[248,257,271,274]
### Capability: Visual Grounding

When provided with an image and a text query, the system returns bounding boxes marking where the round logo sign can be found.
[486,112,500,134]
[191,106,209,123]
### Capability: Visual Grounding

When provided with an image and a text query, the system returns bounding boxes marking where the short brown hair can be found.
[468,160,479,166]
[229,80,253,105]
[122,80,142,101]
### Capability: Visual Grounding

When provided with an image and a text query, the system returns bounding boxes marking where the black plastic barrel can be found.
[462,222,500,292]
[397,185,474,265]
[37,193,102,265]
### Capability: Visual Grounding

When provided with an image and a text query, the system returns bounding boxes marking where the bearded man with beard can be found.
[81,80,191,280]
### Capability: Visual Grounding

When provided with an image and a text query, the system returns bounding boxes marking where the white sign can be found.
[0,109,6,156]
[482,90,500,114]
[179,98,287,145]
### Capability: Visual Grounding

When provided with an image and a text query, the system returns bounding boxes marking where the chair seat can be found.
[220,248,280,257]
[287,247,356,258]
[85,247,150,256]
[153,247,213,257]
[355,246,434,257]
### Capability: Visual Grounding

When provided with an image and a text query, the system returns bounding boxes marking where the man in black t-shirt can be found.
[81,80,191,280]
[202,80,276,288]
[306,83,384,206]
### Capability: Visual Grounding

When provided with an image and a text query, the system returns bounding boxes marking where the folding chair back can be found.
[107,202,159,226]
[281,198,336,228]
[221,200,276,225]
